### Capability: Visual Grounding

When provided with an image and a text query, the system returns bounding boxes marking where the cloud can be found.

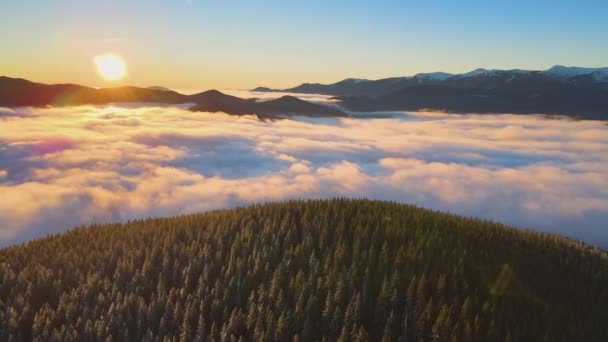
[1,103,607,248]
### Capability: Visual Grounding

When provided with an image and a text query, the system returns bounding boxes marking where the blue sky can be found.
[1,0,607,88]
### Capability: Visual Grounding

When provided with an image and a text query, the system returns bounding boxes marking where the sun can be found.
[94,54,127,81]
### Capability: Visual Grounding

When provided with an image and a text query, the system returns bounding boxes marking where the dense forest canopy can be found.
[1,199,607,341]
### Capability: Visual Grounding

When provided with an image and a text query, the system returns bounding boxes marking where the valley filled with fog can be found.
[1,94,607,247]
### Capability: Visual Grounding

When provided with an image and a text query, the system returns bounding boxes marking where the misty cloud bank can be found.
[1,103,607,248]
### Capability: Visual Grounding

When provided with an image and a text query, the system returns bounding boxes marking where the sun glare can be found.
[94,54,126,81]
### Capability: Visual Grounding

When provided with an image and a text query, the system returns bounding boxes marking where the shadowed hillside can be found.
[254,67,608,120]
[0,76,346,118]
[190,94,347,118]
[1,199,607,341]
[0,76,187,106]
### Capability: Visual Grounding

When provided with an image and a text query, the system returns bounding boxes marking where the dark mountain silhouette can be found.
[5,66,607,119]
[189,93,346,118]
[252,86,273,92]
[147,86,173,91]
[0,76,346,118]
[337,71,608,119]
[254,66,608,119]
[187,89,257,114]
[0,76,187,106]
[257,95,346,117]
[254,74,452,97]
[1,199,607,341]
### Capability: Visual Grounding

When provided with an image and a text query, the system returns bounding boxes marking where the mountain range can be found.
[188,90,345,117]
[0,76,345,118]
[254,66,608,119]
[2,65,608,120]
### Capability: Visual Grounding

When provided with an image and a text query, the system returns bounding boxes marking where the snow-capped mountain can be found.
[591,69,608,82]
[457,68,530,78]
[251,65,608,120]
[255,65,608,95]
[542,65,607,78]
[459,68,493,78]
[413,72,454,81]
[253,65,608,104]
[445,65,608,81]
[331,73,453,85]
[339,78,369,84]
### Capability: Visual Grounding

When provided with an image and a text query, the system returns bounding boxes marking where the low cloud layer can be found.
[1,102,607,248]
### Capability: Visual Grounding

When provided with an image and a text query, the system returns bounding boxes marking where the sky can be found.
[1,0,608,90]
[1,97,608,248]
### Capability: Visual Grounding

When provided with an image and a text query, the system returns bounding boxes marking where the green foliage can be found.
[1,199,607,341]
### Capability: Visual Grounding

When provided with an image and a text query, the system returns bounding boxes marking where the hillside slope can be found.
[0,76,346,118]
[0,76,187,106]
[1,199,607,341]
[253,66,608,119]
[189,94,346,118]
[337,73,608,119]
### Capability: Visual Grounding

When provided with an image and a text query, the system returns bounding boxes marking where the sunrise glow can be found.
[93,54,126,81]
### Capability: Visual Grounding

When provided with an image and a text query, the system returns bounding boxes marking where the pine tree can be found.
[0,200,606,341]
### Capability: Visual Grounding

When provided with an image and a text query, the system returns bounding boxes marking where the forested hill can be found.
[1,199,607,341]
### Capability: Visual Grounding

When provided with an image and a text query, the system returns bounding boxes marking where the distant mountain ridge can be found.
[0,76,346,118]
[189,91,346,118]
[253,65,608,96]
[253,66,608,119]
[253,71,458,97]
[147,86,173,91]
[3,65,608,120]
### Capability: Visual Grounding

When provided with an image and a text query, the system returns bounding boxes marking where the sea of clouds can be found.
[1,101,607,248]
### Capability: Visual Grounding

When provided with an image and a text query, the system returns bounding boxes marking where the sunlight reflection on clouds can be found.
[0,104,607,247]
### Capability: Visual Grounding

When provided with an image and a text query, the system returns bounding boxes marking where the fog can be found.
[1,102,607,247]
